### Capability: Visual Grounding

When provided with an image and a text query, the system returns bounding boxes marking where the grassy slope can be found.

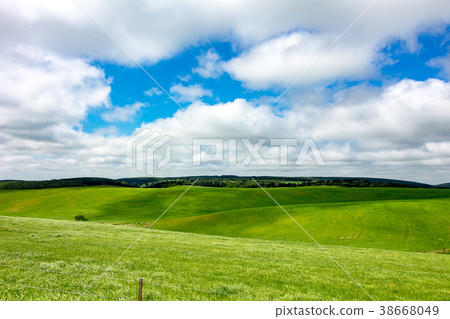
[1,186,450,221]
[156,198,450,252]
[0,216,449,301]
[0,186,448,252]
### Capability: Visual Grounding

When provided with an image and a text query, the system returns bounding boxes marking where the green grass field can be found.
[0,186,449,300]
[1,216,449,301]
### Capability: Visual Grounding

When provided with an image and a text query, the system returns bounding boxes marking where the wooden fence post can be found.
[138,278,143,301]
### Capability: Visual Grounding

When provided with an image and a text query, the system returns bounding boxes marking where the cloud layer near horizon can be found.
[2,72,450,183]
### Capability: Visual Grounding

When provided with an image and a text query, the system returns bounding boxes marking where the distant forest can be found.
[0,177,128,190]
[0,176,446,190]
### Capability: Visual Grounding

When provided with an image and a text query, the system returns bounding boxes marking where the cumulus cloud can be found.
[224,31,375,89]
[94,126,119,136]
[427,53,450,80]
[144,87,163,96]
[275,79,450,150]
[0,47,110,136]
[136,79,450,184]
[178,74,191,82]
[2,72,450,182]
[1,0,449,69]
[102,102,146,122]
[193,48,223,79]
[221,1,450,88]
[169,83,212,103]
[0,129,130,180]
[0,47,131,179]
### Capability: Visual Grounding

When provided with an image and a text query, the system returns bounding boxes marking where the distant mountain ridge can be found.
[0,175,447,190]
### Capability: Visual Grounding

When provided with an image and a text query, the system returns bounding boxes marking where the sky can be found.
[1,0,450,184]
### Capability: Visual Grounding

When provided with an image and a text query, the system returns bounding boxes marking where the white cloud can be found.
[2,75,450,183]
[169,83,212,103]
[0,47,110,134]
[1,0,449,70]
[144,87,163,97]
[178,74,191,82]
[94,126,119,136]
[427,53,450,80]
[220,1,450,88]
[102,102,146,122]
[0,47,131,180]
[224,32,376,89]
[193,48,223,79]
[136,78,450,184]
[1,0,450,183]
[276,79,450,150]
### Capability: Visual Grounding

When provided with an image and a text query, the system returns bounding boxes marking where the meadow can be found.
[0,186,449,300]
[1,216,449,301]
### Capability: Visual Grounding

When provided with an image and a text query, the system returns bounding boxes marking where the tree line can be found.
[0,176,441,190]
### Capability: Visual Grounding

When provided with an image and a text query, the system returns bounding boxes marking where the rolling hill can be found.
[0,185,448,300]
[0,216,448,301]
[0,186,448,252]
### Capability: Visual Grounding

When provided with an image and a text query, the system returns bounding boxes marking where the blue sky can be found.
[380,27,450,81]
[1,0,450,183]
[85,40,274,135]
[83,27,450,136]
